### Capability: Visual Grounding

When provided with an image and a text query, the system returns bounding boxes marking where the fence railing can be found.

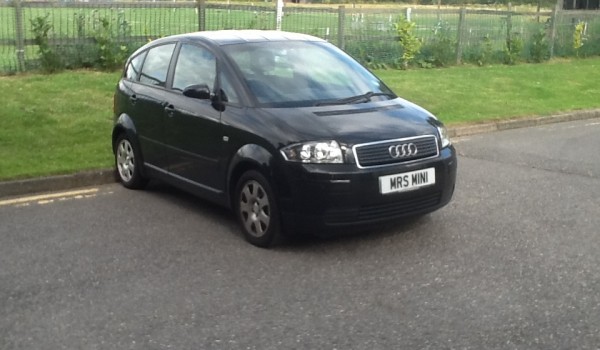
[1,1,599,73]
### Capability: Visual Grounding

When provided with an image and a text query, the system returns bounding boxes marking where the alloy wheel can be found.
[239,180,271,237]
[116,139,135,183]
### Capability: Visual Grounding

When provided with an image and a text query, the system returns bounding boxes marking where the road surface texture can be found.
[1,119,599,349]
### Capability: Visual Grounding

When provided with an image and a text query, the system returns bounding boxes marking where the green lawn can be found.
[376,58,600,124]
[0,70,119,180]
[0,57,599,181]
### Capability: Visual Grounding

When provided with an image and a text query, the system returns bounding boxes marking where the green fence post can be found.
[455,7,466,65]
[506,2,513,48]
[549,0,563,58]
[13,0,26,72]
[197,0,206,32]
[338,6,345,51]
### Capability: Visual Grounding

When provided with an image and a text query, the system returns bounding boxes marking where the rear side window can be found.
[139,44,176,87]
[124,51,146,81]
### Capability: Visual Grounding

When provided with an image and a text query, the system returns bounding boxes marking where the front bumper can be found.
[276,146,457,235]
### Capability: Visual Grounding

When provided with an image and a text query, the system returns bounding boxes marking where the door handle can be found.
[130,94,137,105]
[164,103,175,118]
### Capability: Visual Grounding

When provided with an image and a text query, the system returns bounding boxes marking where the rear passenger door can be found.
[129,43,176,170]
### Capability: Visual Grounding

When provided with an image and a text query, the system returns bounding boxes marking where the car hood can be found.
[257,98,440,146]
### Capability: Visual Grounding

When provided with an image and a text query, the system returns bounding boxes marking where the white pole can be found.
[276,0,284,31]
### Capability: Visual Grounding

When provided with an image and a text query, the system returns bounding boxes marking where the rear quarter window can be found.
[139,43,176,88]
[124,51,147,81]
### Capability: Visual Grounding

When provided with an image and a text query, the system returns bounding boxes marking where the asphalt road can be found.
[1,119,599,349]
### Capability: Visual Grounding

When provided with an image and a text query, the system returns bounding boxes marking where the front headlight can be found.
[280,141,343,163]
[437,125,451,148]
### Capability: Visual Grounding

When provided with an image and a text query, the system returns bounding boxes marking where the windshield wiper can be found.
[315,91,396,106]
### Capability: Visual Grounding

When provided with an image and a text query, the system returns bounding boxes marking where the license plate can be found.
[379,168,436,194]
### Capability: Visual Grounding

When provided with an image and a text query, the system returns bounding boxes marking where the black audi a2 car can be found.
[112,30,457,247]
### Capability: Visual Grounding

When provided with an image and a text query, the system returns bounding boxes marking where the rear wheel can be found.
[235,170,281,248]
[115,134,147,189]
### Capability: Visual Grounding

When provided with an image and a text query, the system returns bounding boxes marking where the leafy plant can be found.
[92,11,131,70]
[529,28,549,63]
[30,14,62,73]
[247,11,271,30]
[573,21,587,57]
[465,35,494,66]
[420,21,456,67]
[345,40,400,69]
[58,12,96,69]
[501,12,523,65]
[478,35,494,66]
[503,33,523,65]
[393,16,422,69]
[75,12,86,38]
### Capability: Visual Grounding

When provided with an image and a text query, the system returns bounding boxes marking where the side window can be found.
[124,51,146,81]
[139,44,176,87]
[173,44,216,92]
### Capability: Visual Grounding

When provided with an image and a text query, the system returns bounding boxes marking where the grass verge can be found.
[1,58,599,181]
[0,70,119,181]
[376,58,600,124]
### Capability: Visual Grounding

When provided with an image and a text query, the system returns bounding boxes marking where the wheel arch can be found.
[112,113,139,154]
[112,113,148,180]
[226,144,278,209]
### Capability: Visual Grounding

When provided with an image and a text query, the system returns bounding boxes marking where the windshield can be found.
[222,41,395,107]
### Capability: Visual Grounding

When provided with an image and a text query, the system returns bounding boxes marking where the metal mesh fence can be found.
[1,1,599,74]
[282,7,340,43]
[554,10,600,56]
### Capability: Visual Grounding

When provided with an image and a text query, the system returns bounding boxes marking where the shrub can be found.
[91,10,132,70]
[529,28,549,63]
[419,21,456,68]
[30,14,62,73]
[393,16,422,69]
[503,32,523,65]
[573,21,587,57]
[465,35,495,66]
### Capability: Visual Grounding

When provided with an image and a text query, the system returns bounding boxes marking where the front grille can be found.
[353,135,439,168]
[324,191,442,225]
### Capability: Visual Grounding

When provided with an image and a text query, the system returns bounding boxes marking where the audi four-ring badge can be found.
[389,143,418,158]
[112,30,457,247]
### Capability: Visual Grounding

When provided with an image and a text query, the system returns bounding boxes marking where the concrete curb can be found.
[1,109,599,199]
[0,169,115,199]
[447,108,600,138]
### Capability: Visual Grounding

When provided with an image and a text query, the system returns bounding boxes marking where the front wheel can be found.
[234,170,281,248]
[114,134,147,189]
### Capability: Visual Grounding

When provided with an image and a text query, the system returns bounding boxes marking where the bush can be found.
[92,14,131,70]
[393,16,422,69]
[419,21,456,68]
[345,39,400,69]
[528,28,549,63]
[29,11,133,72]
[573,21,587,57]
[30,14,62,73]
[465,35,496,66]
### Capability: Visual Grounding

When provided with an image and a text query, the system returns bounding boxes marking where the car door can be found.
[163,43,223,191]
[129,43,176,170]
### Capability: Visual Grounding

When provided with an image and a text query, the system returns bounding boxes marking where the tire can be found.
[234,170,281,248]
[114,134,147,189]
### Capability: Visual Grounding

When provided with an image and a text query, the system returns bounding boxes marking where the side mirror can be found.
[183,84,212,100]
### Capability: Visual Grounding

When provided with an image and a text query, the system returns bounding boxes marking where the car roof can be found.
[152,30,325,47]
